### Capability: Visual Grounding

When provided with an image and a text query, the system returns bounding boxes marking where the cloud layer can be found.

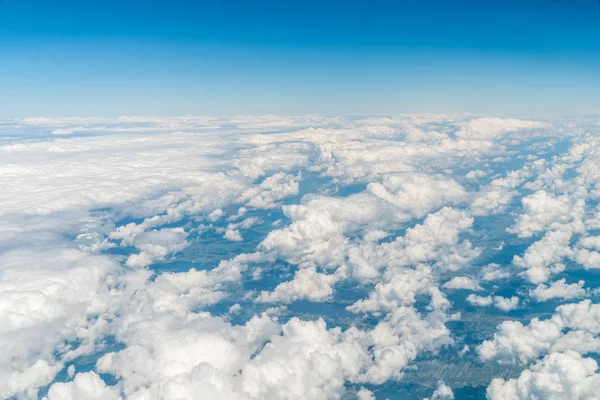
[1,114,599,399]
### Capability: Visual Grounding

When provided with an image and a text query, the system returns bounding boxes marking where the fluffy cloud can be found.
[427,381,454,400]
[487,351,600,400]
[238,172,301,209]
[2,114,593,399]
[0,248,119,399]
[478,300,600,365]
[513,227,574,283]
[44,372,121,400]
[442,276,482,291]
[530,279,587,302]
[467,294,519,311]
[256,267,344,303]
[454,117,548,140]
[509,191,584,238]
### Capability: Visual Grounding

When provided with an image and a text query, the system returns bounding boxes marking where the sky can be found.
[1,0,600,117]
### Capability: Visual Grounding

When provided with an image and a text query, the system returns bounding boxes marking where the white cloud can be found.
[367,173,468,219]
[509,191,584,238]
[428,381,454,400]
[493,296,519,312]
[256,267,344,303]
[454,117,548,140]
[224,228,244,242]
[0,248,119,399]
[530,279,587,302]
[357,387,376,400]
[467,294,519,311]
[487,351,600,400]
[238,172,301,209]
[442,276,482,291]
[44,372,121,400]
[467,294,493,307]
[481,264,511,282]
[125,227,189,268]
[478,300,600,365]
[0,114,579,398]
[513,227,574,283]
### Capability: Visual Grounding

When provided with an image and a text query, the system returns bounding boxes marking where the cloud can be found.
[454,117,548,140]
[478,300,600,366]
[508,191,584,238]
[256,267,344,303]
[493,296,519,312]
[238,172,301,209]
[467,294,519,311]
[44,372,121,400]
[426,381,454,400]
[0,248,119,399]
[467,294,493,307]
[125,227,189,268]
[487,351,600,400]
[442,276,482,291]
[513,227,574,284]
[530,279,587,302]
[1,114,583,398]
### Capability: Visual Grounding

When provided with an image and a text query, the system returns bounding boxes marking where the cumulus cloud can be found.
[530,279,587,302]
[513,227,574,283]
[508,191,584,238]
[487,351,600,400]
[125,227,189,268]
[467,294,519,311]
[442,276,482,291]
[238,172,301,209]
[44,372,121,400]
[467,294,494,307]
[478,300,600,365]
[256,267,345,303]
[454,117,548,140]
[2,114,589,399]
[426,381,454,400]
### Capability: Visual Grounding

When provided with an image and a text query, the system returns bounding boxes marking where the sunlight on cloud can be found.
[2,114,600,399]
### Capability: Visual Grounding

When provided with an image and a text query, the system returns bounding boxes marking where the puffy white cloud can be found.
[428,381,454,399]
[513,228,574,283]
[573,248,600,270]
[125,228,189,268]
[224,228,244,242]
[348,265,435,314]
[494,296,520,312]
[366,173,468,219]
[530,279,587,302]
[442,276,482,291]
[480,263,511,282]
[238,172,301,209]
[467,294,493,307]
[487,351,600,400]
[465,169,488,180]
[0,114,581,399]
[256,267,344,303]
[467,294,518,311]
[0,248,119,399]
[345,207,478,280]
[357,387,376,400]
[478,300,600,365]
[44,372,121,400]
[454,117,548,140]
[509,191,584,238]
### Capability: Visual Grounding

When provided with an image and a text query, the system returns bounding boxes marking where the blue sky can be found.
[1,0,599,117]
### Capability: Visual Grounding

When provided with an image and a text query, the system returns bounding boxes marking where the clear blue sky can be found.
[1,0,599,117]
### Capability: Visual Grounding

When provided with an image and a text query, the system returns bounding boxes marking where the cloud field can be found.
[2,114,600,399]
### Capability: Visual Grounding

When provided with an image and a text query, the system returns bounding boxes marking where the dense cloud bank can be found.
[1,114,600,399]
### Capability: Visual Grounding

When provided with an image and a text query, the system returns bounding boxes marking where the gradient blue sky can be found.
[1,0,599,117]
